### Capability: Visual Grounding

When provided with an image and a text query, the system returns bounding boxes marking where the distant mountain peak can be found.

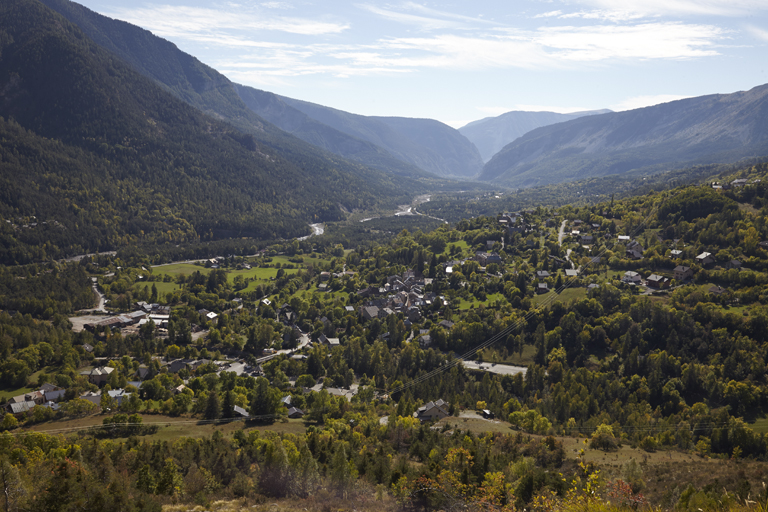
[477,84,768,188]
[459,109,610,162]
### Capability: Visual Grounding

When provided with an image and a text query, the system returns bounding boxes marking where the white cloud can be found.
[108,5,348,37]
[535,11,564,19]
[103,3,727,83]
[611,94,691,111]
[399,2,499,25]
[212,20,724,80]
[444,118,476,129]
[745,24,768,42]
[535,22,723,61]
[476,106,517,116]
[261,1,294,9]
[356,4,464,30]
[574,0,768,17]
[551,10,648,22]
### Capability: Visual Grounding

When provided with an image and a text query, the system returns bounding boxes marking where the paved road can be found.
[462,360,527,376]
[78,277,107,313]
[254,332,311,364]
[557,220,575,269]
[558,220,567,246]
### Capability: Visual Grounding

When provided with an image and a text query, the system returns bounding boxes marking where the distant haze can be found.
[73,0,768,127]
[459,110,611,162]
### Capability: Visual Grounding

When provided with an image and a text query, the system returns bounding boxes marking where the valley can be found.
[1,1,768,511]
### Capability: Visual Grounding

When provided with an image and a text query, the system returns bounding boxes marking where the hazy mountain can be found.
[276,96,484,178]
[479,85,768,188]
[39,0,439,181]
[459,109,610,162]
[234,85,433,178]
[0,0,416,261]
[42,0,479,180]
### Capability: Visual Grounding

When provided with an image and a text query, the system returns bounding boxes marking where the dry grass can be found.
[162,493,400,512]
[24,413,308,440]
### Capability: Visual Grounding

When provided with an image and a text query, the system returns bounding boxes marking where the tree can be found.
[249,377,278,419]
[136,464,156,495]
[590,423,618,451]
[204,391,221,420]
[221,390,235,419]
[329,444,355,498]
[157,458,183,499]
[0,459,25,512]
[0,414,17,432]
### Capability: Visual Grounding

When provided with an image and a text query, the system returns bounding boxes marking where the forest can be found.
[1,163,768,511]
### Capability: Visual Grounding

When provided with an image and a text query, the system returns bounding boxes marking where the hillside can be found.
[39,0,443,182]
[459,109,610,162]
[234,85,433,178]
[42,0,481,180]
[479,85,768,188]
[277,95,484,178]
[0,0,415,263]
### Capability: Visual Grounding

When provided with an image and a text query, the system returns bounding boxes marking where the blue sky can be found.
[77,0,768,128]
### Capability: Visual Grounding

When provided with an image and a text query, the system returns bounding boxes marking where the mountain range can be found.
[459,109,611,162]
[2,0,768,265]
[479,86,768,188]
[40,0,484,180]
[0,0,429,262]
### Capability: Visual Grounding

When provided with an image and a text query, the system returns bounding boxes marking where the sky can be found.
[76,0,768,128]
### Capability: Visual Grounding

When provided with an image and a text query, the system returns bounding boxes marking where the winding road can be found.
[557,220,574,269]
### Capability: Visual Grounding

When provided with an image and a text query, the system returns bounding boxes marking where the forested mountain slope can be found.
[459,109,610,162]
[479,85,768,188]
[39,0,441,181]
[0,0,413,263]
[42,0,471,180]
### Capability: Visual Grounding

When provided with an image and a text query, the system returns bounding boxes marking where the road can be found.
[78,277,107,314]
[254,332,311,364]
[462,360,527,377]
[361,194,447,225]
[557,220,575,269]
[558,220,567,246]
[297,223,324,241]
[60,251,116,263]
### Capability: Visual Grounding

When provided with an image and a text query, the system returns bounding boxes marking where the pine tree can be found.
[329,444,354,498]
[205,391,221,420]
[221,390,235,419]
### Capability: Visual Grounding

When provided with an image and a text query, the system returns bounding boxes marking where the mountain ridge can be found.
[269,94,485,179]
[459,109,611,162]
[0,0,416,262]
[479,85,768,188]
[39,0,446,181]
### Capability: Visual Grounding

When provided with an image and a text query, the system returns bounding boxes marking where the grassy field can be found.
[0,384,35,403]
[455,292,507,310]
[747,416,768,434]
[134,281,180,296]
[269,254,328,268]
[26,413,309,441]
[477,344,537,367]
[435,417,715,467]
[153,263,209,278]
[442,240,469,257]
[533,286,587,307]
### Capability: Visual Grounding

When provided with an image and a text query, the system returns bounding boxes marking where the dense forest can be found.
[2,163,768,510]
[0,0,444,265]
